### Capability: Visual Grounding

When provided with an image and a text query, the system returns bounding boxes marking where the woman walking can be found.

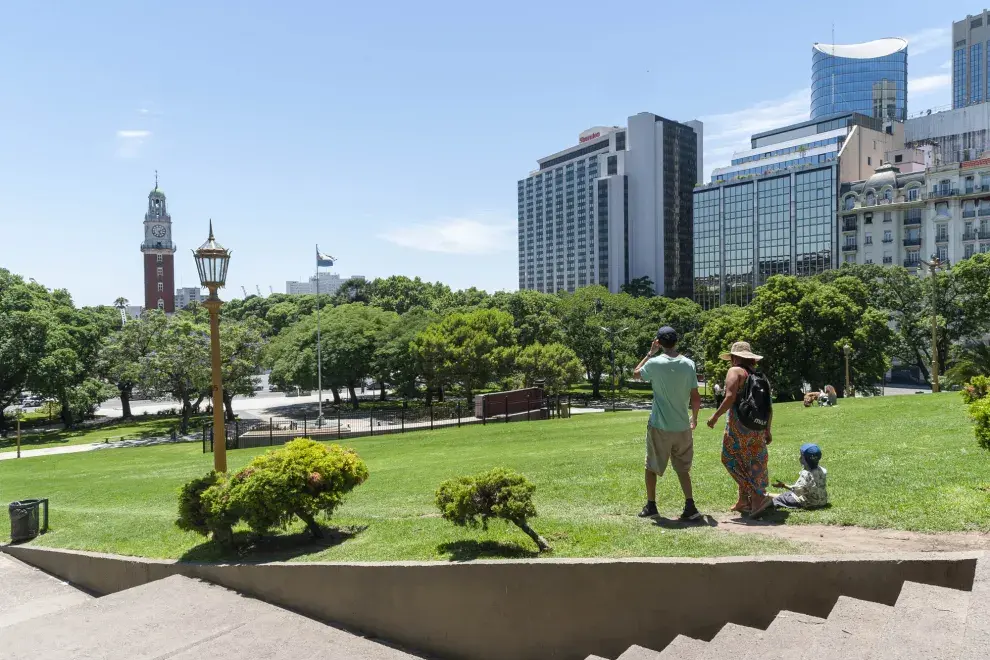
[707,342,774,518]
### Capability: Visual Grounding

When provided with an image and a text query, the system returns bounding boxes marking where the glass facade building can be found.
[811,38,908,121]
[952,11,990,108]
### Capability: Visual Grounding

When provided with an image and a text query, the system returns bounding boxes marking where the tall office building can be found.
[285,272,344,295]
[517,113,702,297]
[811,39,908,121]
[174,287,205,310]
[693,113,902,309]
[953,10,990,108]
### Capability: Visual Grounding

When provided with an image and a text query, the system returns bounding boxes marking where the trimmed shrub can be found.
[962,375,990,404]
[174,439,368,545]
[435,468,551,552]
[971,396,990,452]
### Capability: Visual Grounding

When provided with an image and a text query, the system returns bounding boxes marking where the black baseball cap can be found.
[656,326,678,343]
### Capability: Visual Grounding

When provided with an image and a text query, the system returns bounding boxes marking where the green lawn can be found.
[0,415,207,453]
[0,394,986,563]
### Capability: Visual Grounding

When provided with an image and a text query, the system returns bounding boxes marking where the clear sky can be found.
[0,1,964,307]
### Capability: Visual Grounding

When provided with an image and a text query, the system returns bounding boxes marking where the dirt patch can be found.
[712,513,990,554]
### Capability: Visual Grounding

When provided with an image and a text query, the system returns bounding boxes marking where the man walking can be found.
[633,326,702,520]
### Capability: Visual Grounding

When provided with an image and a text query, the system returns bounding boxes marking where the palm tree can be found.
[945,340,990,385]
[113,297,129,310]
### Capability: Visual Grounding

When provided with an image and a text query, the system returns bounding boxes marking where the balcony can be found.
[842,242,858,252]
[842,220,857,232]
[904,259,921,268]
[882,257,893,264]
[882,237,894,244]
[963,210,978,218]
[903,237,922,247]
[936,234,950,244]
[964,231,979,241]
[903,214,922,226]
[930,188,959,198]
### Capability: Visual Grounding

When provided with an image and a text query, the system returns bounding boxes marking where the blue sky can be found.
[0,1,964,307]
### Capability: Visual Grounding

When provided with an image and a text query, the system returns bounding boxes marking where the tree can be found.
[369,275,452,314]
[945,340,990,385]
[371,308,437,400]
[98,311,168,418]
[411,308,517,404]
[558,286,617,398]
[620,276,656,298]
[142,316,211,432]
[485,290,564,348]
[515,343,583,394]
[0,270,54,433]
[218,319,266,421]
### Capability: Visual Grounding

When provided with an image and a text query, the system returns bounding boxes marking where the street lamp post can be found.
[843,343,852,397]
[922,254,946,393]
[192,220,232,473]
[594,298,627,412]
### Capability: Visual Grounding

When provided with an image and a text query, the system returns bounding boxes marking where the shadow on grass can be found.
[652,514,720,530]
[0,416,209,450]
[179,524,366,563]
[437,540,540,562]
[721,508,794,526]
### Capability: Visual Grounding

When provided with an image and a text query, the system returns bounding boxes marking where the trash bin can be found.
[8,498,48,543]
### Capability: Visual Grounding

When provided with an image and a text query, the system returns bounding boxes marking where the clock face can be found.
[151,225,167,238]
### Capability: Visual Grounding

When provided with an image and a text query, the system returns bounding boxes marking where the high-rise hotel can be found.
[517,113,702,297]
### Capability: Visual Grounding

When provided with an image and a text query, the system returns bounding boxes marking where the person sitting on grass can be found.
[771,443,828,510]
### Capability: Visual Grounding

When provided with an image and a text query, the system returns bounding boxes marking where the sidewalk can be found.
[0,433,200,461]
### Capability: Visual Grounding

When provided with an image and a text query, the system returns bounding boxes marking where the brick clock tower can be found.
[140,177,176,312]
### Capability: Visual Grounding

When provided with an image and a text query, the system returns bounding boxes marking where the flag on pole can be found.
[316,246,335,268]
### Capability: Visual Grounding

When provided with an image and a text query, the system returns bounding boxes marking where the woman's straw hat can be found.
[719,341,763,362]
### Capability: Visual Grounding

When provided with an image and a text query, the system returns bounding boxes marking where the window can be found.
[866,259,874,264]
[966,244,975,258]
[907,188,919,201]
[864,213,873,224]
[883,230,892,243]
[895,154,903,163]
[156,267,163,277]
[973,43,983,104]
[865,233,873,245]
[936,225,949,242]
[937,245,948,262]
[883,212,892,223]
[607,155,617,176]
[156,254,163,263]
[866,191,876,206]
[157,282,164,292]
[954,48,968,108]
[157,299,165,309]
[844,254,856,264]
[867,157,872,166]
[843,196,855,210]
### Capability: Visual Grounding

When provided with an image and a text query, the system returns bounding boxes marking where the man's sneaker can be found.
[679,501,702,522]
[638,502,659,518]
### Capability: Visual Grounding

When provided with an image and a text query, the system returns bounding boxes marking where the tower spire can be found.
[155,169,159,190]
[209,218,214,241]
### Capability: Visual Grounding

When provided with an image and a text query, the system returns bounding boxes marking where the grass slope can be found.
[0,394,986,562]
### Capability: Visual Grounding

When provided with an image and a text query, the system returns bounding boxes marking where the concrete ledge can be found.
[1,545,980,660]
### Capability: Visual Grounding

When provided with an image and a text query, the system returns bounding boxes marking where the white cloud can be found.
[138,108,150,114]
[115,129,151,158]
[940,60,951,70]
[379,217,514,255]
[905,27,950,57]
[910,73,951,95]
[700,88,810,178]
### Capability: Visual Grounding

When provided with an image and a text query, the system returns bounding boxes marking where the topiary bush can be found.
[435,467,551,552]
[962,375,990,404]
[175,439,368,545]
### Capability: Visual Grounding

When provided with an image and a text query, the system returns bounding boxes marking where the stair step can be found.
[800,596,893,660]
[962,555,990,660]
[656,635,708,659]
[702,623,763,660]
[871,581,970,660]
[753,610,825,660]
[0,554,91,629]
[616,645,663,659]
[584,656,610,660]
[0,574,419,659]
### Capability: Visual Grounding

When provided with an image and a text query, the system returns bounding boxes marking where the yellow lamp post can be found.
[192,221,232,472]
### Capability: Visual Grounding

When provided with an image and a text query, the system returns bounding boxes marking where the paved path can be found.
[0,434,201,461]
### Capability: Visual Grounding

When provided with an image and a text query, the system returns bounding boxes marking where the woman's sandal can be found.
[730,503,750,515]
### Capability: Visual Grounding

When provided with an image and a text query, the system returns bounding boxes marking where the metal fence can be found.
[203,397,568,453]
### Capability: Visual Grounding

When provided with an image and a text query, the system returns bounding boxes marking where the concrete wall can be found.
[2,545,978,660]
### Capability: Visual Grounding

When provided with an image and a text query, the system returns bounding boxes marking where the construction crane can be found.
[256,285,262,297]
[241,285,249,298]
[269,286,274,295]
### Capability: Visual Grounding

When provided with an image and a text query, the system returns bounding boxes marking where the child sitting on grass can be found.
[771,443,828,509]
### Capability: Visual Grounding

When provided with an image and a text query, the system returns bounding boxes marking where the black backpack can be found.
[735,368,772,431]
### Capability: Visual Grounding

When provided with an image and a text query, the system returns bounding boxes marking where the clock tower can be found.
[140,174,176,312]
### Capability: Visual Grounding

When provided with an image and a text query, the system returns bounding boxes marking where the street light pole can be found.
[922,254,945,393]
[193,220,232,473]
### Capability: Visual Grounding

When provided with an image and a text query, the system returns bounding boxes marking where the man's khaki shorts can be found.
[645,426,694,476]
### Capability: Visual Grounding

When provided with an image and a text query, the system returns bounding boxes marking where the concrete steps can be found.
[0,574,419,659]
[596,554,988,660]
[0,554,91,630]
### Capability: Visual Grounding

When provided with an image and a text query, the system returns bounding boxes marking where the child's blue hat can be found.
[800,443,822,469]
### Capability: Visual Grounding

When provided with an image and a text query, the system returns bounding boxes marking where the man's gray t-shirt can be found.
[640,354,699,432]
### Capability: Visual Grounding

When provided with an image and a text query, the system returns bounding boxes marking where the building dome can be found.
[864,163,898,191]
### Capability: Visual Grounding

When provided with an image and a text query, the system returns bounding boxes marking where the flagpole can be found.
[315,245,323,422]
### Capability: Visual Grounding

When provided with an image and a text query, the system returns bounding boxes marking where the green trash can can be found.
[8,498,48,543]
